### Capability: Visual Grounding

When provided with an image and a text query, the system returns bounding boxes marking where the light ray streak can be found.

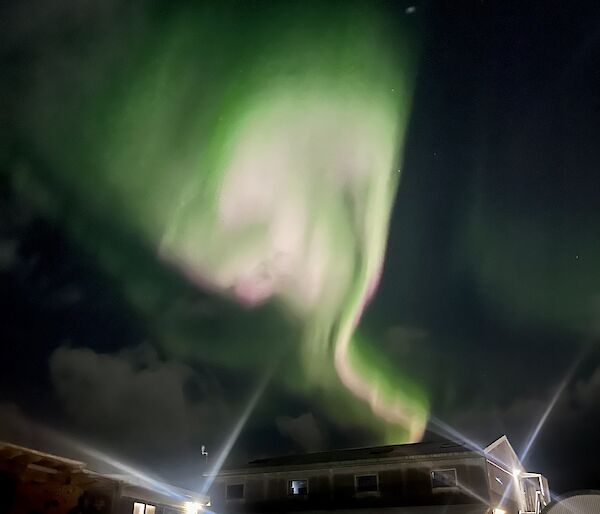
[201,365,274,496]
[519,347,587,464]
[11,421,187,499]
[70,441,186,499]
[428,417,516,510]
[518,379,568,465]
[428,415,517,474]
[497,346,588,510]
[428,415,487,453]
[454,480,492,506]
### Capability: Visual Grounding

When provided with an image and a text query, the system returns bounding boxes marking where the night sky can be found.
[1,0,600,496]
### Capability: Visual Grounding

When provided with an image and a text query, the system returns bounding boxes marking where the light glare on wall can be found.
[184,501,203,514]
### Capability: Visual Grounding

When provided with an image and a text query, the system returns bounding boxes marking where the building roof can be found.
[0,440,87,471]
[0,441,113,489]
[0,440,207,505]
[218,439,480,475]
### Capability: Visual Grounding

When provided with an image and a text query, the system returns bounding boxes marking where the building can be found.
[0,441,208,514]
[209,435,550,514]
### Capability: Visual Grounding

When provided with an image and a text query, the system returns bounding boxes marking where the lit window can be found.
[226,483,244,500]
[288,479,308,496]
[132,503,155,514]
[355,474,378,493]
[431,469,457,489]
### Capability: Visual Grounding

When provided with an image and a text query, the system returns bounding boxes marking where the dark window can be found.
[355,474,378,493]
[431,469,457,489]
[288,479,308,496]
[226,484,244,500]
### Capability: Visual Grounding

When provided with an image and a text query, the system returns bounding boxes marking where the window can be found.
[431,469,457,489]
[355,474,379,493]
[132,504,155,514]
[288,479,308,496]
[226,483,244,500]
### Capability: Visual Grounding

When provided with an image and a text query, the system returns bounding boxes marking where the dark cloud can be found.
[49,344,228,457]
[0,401,187,482]
[276,412,327,452]
[0,402,119,475]
[0,239,18,271]
[448,363,600,491]
[54,284,83,305]
[0,403,34,443]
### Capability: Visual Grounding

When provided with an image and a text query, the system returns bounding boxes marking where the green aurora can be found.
[13,1,428,442]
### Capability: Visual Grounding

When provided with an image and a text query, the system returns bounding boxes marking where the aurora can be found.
[3,0,600,495]
[17,1,427,442]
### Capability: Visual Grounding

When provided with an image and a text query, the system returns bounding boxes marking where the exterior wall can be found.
[116,495,187,514]
[485,438,527,514]
[211,455,490,513]
[279,508,490,514]
[5,481,82,514]
[113,488,191,514]
[1,480,114,514]
[0,470,189,514]
[0,444,202,514]
[485,461,520,514]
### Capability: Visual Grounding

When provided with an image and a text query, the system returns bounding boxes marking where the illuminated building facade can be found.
[0,442,207,514]
[210,436,550,514]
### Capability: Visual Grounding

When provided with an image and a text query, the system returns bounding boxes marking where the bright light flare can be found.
[7,418,187,500]
[519,347,585,464]
[201,366,273,496]
[184,502,202,514]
